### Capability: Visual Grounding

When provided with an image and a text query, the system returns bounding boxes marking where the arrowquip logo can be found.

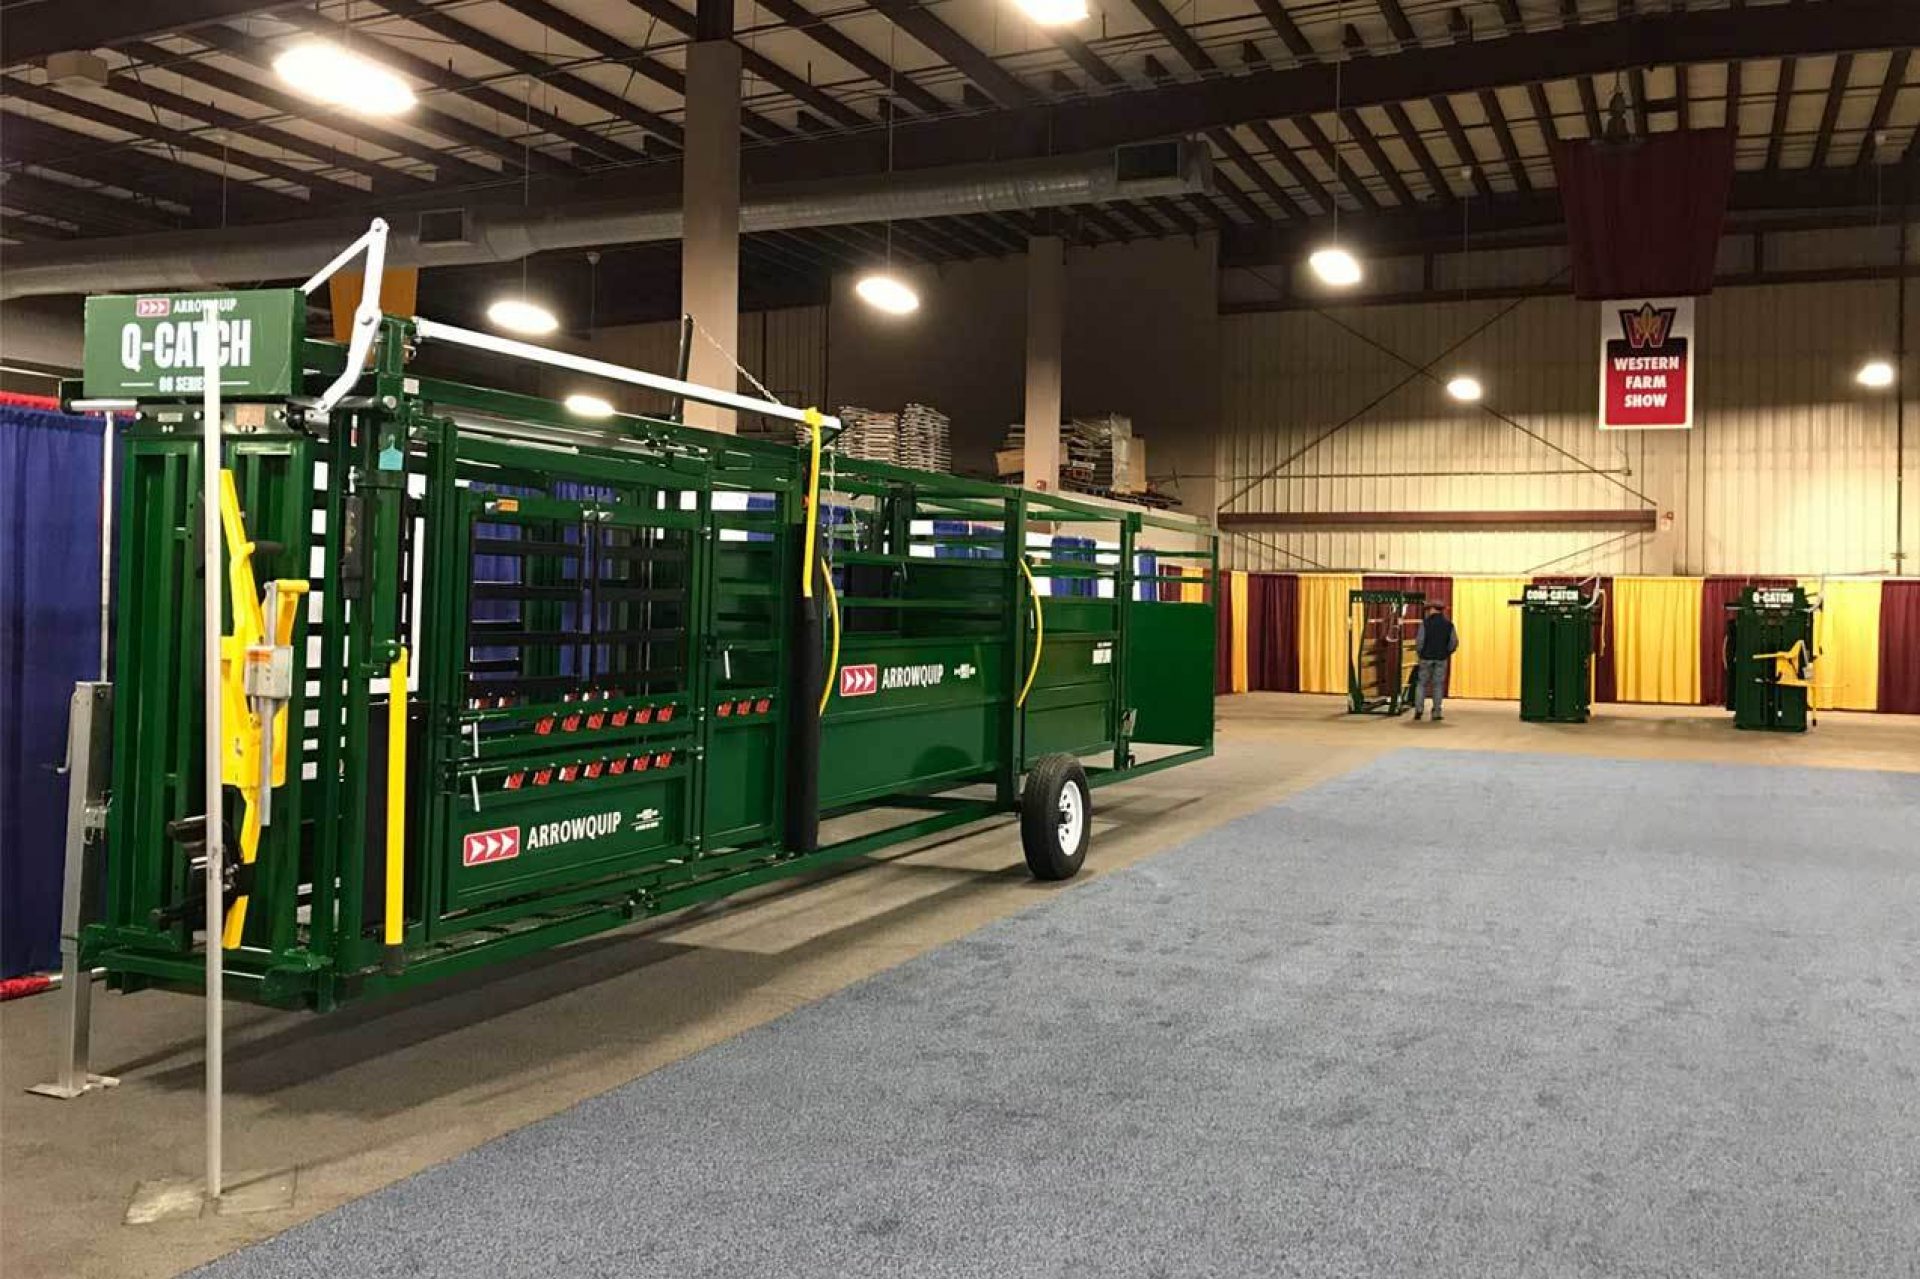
[527,809,624,851]
[463,826,520,867]
[840,664,878,697]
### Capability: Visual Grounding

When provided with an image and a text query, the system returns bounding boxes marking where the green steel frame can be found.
[77,310,1218,1011]
[1515,586,1599,724]
[1727,585,1815,733]
[1347,590,1423,716]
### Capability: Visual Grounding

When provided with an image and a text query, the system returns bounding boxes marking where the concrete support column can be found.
[681,37,741,433]
[1023,235,1065,492]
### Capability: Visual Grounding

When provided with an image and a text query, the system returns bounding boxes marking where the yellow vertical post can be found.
[384,646,408,973]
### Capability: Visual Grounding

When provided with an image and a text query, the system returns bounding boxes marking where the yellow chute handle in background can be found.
[1016,554,1045,707]
[818,557,841,717]
[800,407,822,600]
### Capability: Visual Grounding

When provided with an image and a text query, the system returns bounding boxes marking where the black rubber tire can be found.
[1020,754,1091,881]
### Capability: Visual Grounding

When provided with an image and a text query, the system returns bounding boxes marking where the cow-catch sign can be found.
[1599,297,1695,430]
[82,288,304,399]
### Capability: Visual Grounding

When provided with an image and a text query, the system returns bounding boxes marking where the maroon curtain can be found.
[1536,576,1616,703]
[1550,129,1736,299]
[1879,580,1920,715]
[1363,575,1453,610]
[1699,576,1795,708]
[1247,573,1300,692]
[1214,569,1233,695]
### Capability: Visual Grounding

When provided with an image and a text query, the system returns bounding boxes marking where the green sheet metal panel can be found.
[819,636,1009,808]
[1518,586,1594,724]
[1125,601,1214,747]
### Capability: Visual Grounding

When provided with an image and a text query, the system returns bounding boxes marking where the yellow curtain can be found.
[1449,577,1528,700]
[1803,578,1882,711]
[1613,576,1704,704]
[1180,564,1204,604]
[1297,574,1363,695]
[1229,571,1250,693]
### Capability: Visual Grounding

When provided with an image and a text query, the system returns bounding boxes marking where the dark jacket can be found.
[1415,614,1458,661]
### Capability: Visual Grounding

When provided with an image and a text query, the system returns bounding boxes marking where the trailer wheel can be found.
[1021,754,1091,881]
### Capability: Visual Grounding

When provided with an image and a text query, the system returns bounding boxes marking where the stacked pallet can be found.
[897,402,951,473]
[812,406,899,464]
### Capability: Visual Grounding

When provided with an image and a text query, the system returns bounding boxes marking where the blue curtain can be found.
[2,407,108,977]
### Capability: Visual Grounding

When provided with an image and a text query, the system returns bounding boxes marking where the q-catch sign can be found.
[1599,297,1695,431]
[82,289,304,400]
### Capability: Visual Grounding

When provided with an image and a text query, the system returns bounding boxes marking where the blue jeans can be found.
[1416,659,1450,716]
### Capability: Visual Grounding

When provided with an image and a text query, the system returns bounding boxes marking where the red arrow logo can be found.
[462,825,521,867]
[839,664,877,698]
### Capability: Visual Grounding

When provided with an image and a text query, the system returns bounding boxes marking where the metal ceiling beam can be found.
[618,0,865,130]
[1249,120,1336,215]
[0,74,344,197]
[755,0,947,115]
[1293,115,1380,212]
[1384,101,1453,201]
[0,170,180,234]
[1138,47,1287,226]
[112,44,429,194]
[132,35,501,185]
[0,0,307,66]
[370,0,679,153]
[187,24,555,178]
[491,0,689,117]
[1810,52,1854,169]
[1428,94,1493,197]
[863,0,1033,109]
[270,9,594,170]
[0,111,290,222]
[1375,0,1417,48]
[1252,0,1316,61]
[1856,48,1909,167]
[1213,127,1306,220]
[1577,76,1603,139]
[1766,56,1797,170]
[1477,88,1532,193]
[1339,108,1417,206]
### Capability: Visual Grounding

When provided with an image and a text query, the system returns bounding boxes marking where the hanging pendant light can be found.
[1310,0,1362,290]
[858,19,921,318]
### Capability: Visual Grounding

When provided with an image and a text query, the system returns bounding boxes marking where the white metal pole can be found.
[98,411,114,681]
[200,319,224,1202]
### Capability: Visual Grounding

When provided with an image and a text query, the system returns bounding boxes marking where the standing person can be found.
[1412,602,1458,721]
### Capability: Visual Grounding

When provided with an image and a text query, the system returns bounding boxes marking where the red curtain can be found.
[1878,580,1920,715]
[1247,573,1300,692]
[1363,575,1452,610]
[1536,576,1616,703]
[1550,129,1736,300]
[1215,569,1234,695]
[1699,576,1795,708]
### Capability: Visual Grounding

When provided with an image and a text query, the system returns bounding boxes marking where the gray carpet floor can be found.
[191,750,1920,1278]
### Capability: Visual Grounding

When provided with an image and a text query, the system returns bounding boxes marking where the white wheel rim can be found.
[1056,781,1084,853]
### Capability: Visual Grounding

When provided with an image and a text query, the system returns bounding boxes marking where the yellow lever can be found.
[1016,555,1045,708]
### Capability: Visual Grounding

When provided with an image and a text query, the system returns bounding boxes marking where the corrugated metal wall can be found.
[1219,275,1920,578]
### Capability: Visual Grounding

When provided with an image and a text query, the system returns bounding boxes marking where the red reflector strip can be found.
[755,698,770,714]
[611,710,629,727]
[633,756,650,771]
[559,764,579,782]
[503,772,524,790]
[585,761,603,778]
[717,703,732,717]
[535,716,555,735]
[658,705,675,722]
[735,700,753,716]
[562,714,581,732]
[587,713,605,730]
[635,707,653,724]
[533,769,553,786]
[608,758,627,775]
[654,751,673,768]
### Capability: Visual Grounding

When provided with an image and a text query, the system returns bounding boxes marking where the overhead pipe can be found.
[0,144,1213,300]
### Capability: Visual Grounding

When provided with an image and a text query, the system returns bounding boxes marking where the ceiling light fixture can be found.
[1856,359,1896,389]
[564,392,615,418]
[855,273,920,316]
[1309,246,1363,288]
[273,42,415,116]
[1445,375,1484,403]
[487,297,559,336]
[1013,0,1090,23]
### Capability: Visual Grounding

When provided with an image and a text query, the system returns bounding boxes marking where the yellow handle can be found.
[800,408,822,600]
[818,559,841,717]
[1016,555,1045,708]
[384,645,408,950]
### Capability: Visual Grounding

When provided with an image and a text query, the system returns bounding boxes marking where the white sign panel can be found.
[1599,296,1695,431]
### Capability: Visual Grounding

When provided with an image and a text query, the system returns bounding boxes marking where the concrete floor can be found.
[4,695,1916,1279]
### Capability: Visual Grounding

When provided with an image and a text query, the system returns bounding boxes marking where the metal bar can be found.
[1085,745,1213,788]
[1218,509,1660,528]
[199,317,224,1202]
[413,319,838,431]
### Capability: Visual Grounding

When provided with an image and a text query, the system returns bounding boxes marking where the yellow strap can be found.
[818,561,841,717]
[800,408,822,600]
[1016,555,1045,707]
[384,646,409,948]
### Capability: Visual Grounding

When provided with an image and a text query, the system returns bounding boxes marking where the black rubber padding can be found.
[1020,753,1091,881]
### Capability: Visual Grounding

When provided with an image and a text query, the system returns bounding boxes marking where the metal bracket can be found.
[28,683,120,1101]
[302,217,391,416]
